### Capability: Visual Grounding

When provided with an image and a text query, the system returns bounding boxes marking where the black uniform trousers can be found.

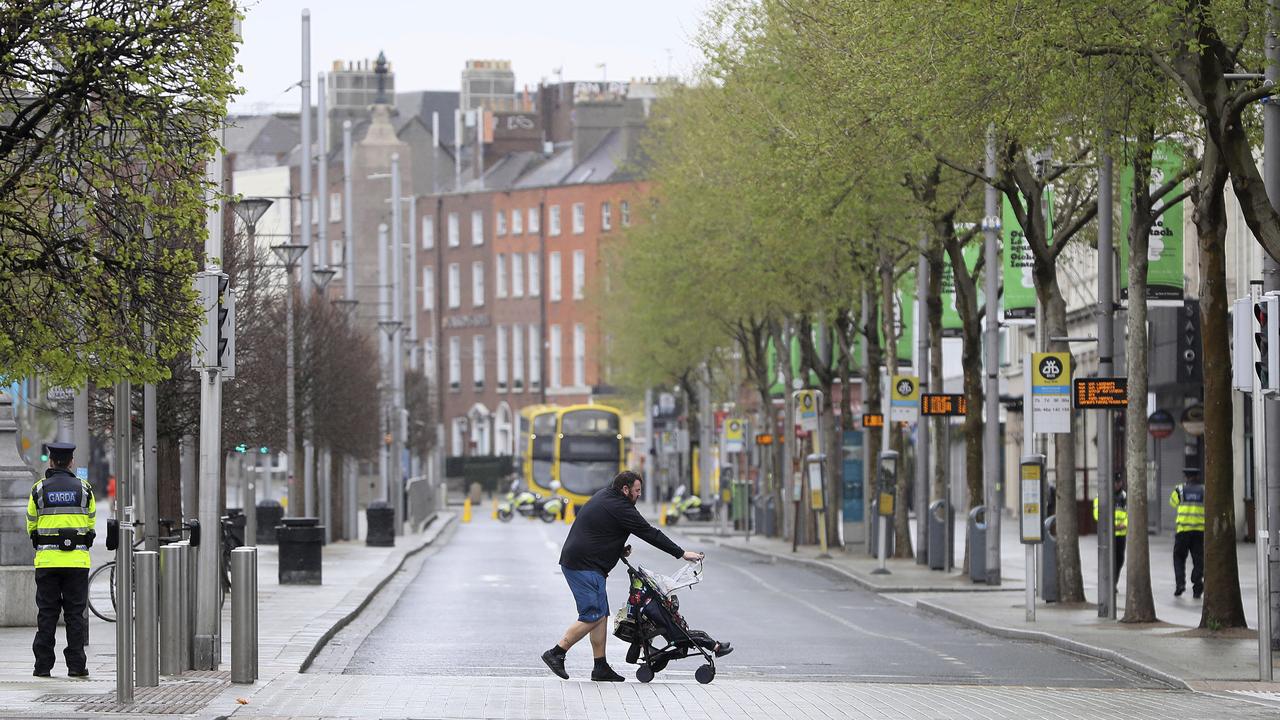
[33,567,89,673]
[1173,530,1205,593]
[1112,535,1126,588]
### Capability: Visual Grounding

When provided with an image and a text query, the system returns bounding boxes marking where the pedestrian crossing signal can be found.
[1256,296,1280,395]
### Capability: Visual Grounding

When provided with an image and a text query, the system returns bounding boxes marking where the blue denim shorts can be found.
[562,567,608,622]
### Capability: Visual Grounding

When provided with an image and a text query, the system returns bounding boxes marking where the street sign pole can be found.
[1097,149,1116,621]
[982,127,1003,586]
[1022,359,1035,620]
[1251,284,1274,681]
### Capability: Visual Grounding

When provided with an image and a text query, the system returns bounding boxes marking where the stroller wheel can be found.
[695,664,716,685]
[636,665,655,683]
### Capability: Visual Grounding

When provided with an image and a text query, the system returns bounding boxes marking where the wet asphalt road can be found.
[341,516,1159,687]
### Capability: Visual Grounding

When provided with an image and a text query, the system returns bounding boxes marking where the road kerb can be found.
[913,599,1190,691]
[698,535,1023,594]
[297,512,455,673]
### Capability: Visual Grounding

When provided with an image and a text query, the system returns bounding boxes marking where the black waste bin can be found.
[1042,516,1059,603]
[968,506,987,583]
[256,500,284,545]
[276,517,323,585]
[366,502,396,547]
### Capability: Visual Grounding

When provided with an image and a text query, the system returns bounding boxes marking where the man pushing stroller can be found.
[543,471,711,682]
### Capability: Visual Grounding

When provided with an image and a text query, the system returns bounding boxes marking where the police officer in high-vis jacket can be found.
[1093,478,1128,593]
[1169,466,1206,599]
[26,442,95,678]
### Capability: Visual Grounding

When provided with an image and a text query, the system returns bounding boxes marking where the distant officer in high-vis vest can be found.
[26,442,95,678]
[1092,478,1128,593]
[1169,467,1205,599]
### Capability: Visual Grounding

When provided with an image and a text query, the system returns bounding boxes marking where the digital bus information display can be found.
[920,393,967,416]
[1072,378,1128,409]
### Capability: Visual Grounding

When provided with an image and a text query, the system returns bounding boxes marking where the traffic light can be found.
[216,274,235,378]
[191,270,234,377]
[1256,295,1280,395]
[234,443,247,454]
[39,445,49,463]
[259,446,269,455]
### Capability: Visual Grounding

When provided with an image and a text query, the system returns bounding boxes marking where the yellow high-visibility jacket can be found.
[1092,495,1128,537]
[25,469,96,569]
[1169,482,1205,533]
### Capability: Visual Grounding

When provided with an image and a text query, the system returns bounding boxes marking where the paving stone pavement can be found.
[226,673,1280,720]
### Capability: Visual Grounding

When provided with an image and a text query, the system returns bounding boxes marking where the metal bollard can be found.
[230,547,257,683]
[250,546,259,679]
[185,541,198,670]
[115,523,134,703]
[175,541,192,671]
[134,551,159,687]
[159,545,183,675]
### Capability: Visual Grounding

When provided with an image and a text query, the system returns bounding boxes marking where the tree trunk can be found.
[1195,157,1248,629]
[944,231,985,574]
[863,284,884,540]
[156,435,183,523]
[1122,147,1157,623]
[1037,271,1085,603]
[775,322,797,543]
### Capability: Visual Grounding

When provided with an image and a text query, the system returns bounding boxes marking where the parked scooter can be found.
[664,485,713,526]
[498,480,565,523]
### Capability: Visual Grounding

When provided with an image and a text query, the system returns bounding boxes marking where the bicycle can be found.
[88,516,242,623]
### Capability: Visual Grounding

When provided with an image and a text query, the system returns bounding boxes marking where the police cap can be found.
[45,442,75,461]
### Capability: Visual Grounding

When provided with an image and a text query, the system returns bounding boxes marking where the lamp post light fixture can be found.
[312,266,337,293]
[331,297,358,319]
[271,242,309,516]
[231,197,274,233]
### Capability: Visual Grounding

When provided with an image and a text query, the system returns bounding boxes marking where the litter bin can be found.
[928,500,953,571]
[968,506,987,583]
[366,502,395,548]
[1042,515,1059,603]
[255,501,283,545]
[276,517,323,585]
[869,499,895,558]
[755,494,777,538]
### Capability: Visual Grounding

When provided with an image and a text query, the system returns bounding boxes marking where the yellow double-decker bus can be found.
[553,404,625,508]
[523,406,559,495]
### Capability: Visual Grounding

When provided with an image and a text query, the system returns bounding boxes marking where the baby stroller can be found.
[612,554,731,684]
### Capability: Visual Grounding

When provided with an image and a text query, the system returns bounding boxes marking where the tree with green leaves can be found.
[0,0,240,386]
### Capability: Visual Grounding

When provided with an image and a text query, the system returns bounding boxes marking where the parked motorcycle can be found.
[498,480,565,523]
[664,485,713,526]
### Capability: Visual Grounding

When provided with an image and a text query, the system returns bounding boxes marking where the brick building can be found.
[415,88,662,460]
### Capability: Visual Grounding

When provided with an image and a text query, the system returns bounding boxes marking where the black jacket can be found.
[559,487,684,576]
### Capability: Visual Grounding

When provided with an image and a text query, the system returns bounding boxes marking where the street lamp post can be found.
[272,242,309,517]
[230,198,274,539]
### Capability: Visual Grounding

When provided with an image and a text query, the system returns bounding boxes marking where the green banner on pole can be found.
[1002,193,1047,324]
[895,270,915,365]
[1119,142,1185,302]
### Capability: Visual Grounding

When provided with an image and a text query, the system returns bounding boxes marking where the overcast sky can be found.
[232,1,714,113]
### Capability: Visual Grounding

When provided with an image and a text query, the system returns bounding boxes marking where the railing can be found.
[405,476,441,532]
